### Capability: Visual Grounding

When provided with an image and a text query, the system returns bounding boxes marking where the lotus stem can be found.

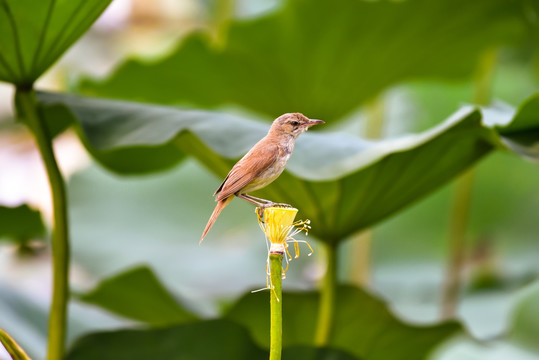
[257,206,311,359]
[314,242,337,345]
[0,328,31,360]
[269,252,283,360]
[349,231,372,287]
[349,94,385,286]
[211,0,234,48]
[441,49,497,319]
[441,169,475,318]
[16,88,70,360]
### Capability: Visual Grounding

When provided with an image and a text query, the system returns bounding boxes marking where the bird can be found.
[200,113,324,243]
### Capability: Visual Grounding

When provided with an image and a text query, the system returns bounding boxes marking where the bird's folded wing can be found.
[215,143,279,201]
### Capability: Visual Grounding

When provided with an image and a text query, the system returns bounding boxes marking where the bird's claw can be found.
[272,202,293,208]
[256,202,293,223]
[256,206,265,222]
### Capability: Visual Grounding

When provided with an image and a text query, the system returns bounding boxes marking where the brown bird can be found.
[200,113,324,243]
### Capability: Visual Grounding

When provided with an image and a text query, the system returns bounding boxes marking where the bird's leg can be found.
[240,194,292,209]
[237,194,293,221]
[237,193,267,207]
[240,194,272,205]
[236,194,267,220]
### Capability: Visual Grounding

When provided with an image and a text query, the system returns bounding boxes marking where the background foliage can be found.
[0,0,538,359]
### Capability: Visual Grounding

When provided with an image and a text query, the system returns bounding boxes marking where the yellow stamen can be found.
[256,206,313,287]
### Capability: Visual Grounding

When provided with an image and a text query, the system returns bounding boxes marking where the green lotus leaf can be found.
[282,347,359,360]
[69,271,458,360]
[0,0,111,85]
[508,281,539,352]
[225,286,461,360]
[78,266,198,326]
[65,320,267,360]
[37,91,539,242]
[0,204,45,244]
[81,0,528,120]
[65,319,360,360]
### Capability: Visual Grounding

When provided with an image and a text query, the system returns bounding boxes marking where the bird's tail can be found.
[200,196,234,244]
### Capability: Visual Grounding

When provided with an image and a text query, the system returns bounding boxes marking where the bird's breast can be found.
[242,151,291,193]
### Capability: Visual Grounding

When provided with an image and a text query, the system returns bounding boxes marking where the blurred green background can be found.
[0,0,538,359]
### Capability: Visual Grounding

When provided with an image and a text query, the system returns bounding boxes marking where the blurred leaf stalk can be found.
[441,49,499,319]
[0,328,30,360]
[349,94,387,287]
[0,1,112,359]
[15,87,70,360]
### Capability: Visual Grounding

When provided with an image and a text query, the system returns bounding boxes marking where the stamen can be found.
[256,206,313,291]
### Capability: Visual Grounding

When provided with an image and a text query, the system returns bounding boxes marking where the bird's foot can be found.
[260,202,293,211]
[256,202,294,223]
[270,202,293,208]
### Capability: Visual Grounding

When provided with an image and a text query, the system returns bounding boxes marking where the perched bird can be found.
[200,113,324,243]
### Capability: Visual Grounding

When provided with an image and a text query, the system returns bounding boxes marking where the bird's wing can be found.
[213,173,230,196]
[215,143,279,201]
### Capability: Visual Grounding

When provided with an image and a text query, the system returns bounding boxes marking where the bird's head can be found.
[271,113,324,138]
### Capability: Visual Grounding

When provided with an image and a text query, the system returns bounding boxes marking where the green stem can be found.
[441,170,475,318]
[16,88,70,360]
[472,49,498,106]
[269,253,283,360]
[349,94,385,286]
[363,93,385,139]
[349,230,371,286]
[440,49,497,319]
[211,0,234,48]
[0,328,31,360]
[314,243,337,346]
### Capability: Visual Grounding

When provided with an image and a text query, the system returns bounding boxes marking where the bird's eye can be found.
[291,121,299,126]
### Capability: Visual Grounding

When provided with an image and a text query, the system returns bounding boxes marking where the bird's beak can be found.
[307,119,325,127]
